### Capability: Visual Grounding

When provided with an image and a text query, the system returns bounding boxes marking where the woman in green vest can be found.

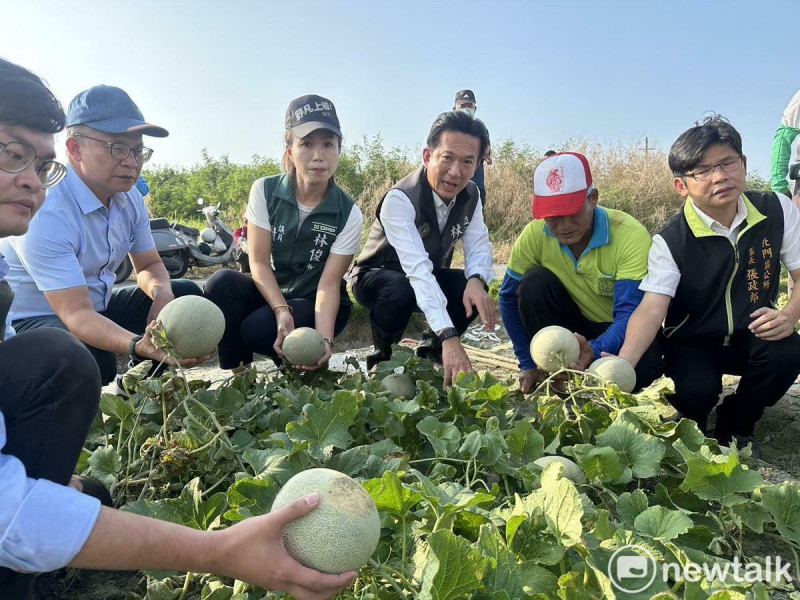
[205,95,363,371]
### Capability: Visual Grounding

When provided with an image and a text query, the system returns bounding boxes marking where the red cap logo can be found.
[546,168,563,193]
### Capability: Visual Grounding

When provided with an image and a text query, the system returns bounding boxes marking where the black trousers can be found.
[204,269,351,370]
[664,331,800,435]
[352,267,477,336]
[0,329,101,599]
[13,279,203,384]
[516,266,663,391]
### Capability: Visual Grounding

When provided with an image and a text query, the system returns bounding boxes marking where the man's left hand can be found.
[571,333,594,370]
[749,307,798,341]
[463,278,496,332]
[146,289,176,324]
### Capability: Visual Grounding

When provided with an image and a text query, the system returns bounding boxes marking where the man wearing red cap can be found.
[499,152,661,393]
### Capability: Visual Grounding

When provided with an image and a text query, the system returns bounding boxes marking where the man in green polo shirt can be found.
[499,152,661,393]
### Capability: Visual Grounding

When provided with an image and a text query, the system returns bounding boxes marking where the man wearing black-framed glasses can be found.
[616,115,800,458]
[0,84,205,386]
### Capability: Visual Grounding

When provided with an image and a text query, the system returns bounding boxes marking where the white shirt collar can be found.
[432,190,455,213]
[689,195,748,233]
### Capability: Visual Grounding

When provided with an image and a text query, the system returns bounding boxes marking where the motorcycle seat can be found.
[173,223,201,238]
[150,218,171,230]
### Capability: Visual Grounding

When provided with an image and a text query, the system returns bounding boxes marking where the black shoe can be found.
[366,324,403,370]
[415,329,443,364]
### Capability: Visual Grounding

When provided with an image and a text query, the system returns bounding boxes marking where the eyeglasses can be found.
[73,134,154,163]
[0,140,67,189]
[684,157,743,181]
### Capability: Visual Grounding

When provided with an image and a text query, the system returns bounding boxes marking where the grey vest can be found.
[354,166,480,273]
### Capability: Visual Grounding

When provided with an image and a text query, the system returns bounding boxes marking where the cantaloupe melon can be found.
[530,325,580,372]
[271,468,380,573]
[533,455,587,484]
[283,327,326,366]
[380,373,416,400]
[587,356,636,393]
[157,296,225,358]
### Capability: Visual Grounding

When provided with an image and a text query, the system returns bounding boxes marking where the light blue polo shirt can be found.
[0,167,155,321]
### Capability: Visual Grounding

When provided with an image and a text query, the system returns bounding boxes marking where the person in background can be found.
[453,90,492,204]
[205,95,363,371]
[0,58,355,600]
[0,84,204,386]
[770,88,800,202]
[351,110,495,386]
[544,150,557,158]
[618,116,800,458]
[233,209,250,273]
[499,152,661,393]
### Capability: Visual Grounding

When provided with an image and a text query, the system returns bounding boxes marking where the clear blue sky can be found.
[4,0,796,177]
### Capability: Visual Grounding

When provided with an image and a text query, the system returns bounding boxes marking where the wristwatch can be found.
[129,334,144,361]
[468,273,489,291]
[437,327,459,342]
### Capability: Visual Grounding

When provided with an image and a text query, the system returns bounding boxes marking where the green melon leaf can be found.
[679,452,763,507]
[418,529,487,600]
[633,505,693,541]
[122,478,227,531]
[363,470,423,516]
[616,489,650,527]
[87,446,123,489]
[285,389,360,460]
[760,482,800,545]
[224,476,279,522]
[417,416,461,457]
[595,420,665,481]
[531,462,584,547]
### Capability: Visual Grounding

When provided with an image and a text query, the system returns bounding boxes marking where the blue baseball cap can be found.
[67,85,168,137]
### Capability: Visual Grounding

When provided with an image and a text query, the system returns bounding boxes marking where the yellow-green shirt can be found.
[507,207,651,322]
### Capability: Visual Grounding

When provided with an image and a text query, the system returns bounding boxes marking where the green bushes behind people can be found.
[143,135,771,253]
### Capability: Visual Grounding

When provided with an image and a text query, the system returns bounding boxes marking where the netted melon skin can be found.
[158,296,225,358]
[380,373,416,400]
[587,356,636,393]
[283,327,326,366]
[271,468,380,574]
[530,325,580,372]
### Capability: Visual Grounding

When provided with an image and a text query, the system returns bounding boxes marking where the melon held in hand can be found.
[587,355,637,393]
[271,468,381,574]
[283,327,326,366]
[530,325,580,372]
[157,296,225,358]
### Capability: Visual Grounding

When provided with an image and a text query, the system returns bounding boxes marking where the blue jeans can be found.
[13,280,202,384]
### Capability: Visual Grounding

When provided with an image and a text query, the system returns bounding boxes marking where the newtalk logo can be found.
[608,544,793,593]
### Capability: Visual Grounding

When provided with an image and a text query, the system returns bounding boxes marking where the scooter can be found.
[114,199,239,283]
[113,220,195,283]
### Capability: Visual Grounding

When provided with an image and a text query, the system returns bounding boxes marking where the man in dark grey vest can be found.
[352,111,496,386]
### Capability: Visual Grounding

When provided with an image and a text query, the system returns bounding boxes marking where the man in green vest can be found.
[618,115,800,457]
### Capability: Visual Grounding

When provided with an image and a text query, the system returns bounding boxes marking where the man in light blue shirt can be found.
[0,59,355,600]
[0,84,204,384]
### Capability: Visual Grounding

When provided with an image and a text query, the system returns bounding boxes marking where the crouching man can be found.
[499,152,662,393]
[618,116,800,457]
[351,111,496,386]
[0,84,204,385]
